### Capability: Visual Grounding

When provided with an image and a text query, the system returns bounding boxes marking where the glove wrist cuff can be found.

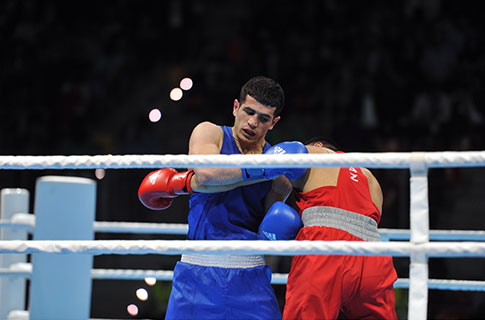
[172,170,195,195]
[184,170,195,194]
[242,168,265,181]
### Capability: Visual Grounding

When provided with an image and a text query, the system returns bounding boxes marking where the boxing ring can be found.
[1,151,485,320]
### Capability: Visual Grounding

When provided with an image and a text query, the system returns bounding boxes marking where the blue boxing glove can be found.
[258,202,303,240]
[242,141,308,181]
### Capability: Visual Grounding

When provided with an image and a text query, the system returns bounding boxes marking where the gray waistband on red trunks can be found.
[181,254,266,268]
[301,206,381,242]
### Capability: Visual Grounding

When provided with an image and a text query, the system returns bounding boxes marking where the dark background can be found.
[1,0,485,319]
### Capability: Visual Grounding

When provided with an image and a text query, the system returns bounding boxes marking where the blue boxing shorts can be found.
[165,254,281,320]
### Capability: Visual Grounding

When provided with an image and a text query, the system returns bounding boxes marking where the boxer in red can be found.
[283,138,398,320]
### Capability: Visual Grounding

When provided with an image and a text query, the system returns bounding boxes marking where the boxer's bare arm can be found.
[362,168,383,213]
[264,176,293,211]
[190,174,266,193]
[188,122,246,186]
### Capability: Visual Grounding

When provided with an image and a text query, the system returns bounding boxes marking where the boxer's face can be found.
[233,95,280,146]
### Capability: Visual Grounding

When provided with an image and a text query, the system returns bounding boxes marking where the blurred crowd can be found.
[1,0,484,157]
[1,0,484,318]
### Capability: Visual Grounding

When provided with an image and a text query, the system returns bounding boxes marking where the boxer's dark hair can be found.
[304,137,339,151]
[239,76,285,116]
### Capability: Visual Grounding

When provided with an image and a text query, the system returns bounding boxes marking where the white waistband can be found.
[181,254,266,268]
[302,206,381,242]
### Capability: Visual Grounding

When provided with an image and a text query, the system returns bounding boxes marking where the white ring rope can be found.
[0,263,31,277]
[88,274,485,291]
[1,240,485,257]
[0,213,35,232]
[0,151,485,170]
[91,268,174,281]
[2,217,485,240]
[2,263,485,292]
[93,221,188,235]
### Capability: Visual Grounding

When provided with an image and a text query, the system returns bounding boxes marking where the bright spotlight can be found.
[149,108,162,122]
[170,88,183,101]
[145,277,157,286]
[136,288,149,301]
[127,304,138,316]
[180,78,193,90]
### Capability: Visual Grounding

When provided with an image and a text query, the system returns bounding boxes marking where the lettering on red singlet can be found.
[349,167,359,182]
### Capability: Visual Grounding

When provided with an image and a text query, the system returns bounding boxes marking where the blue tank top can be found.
[187,126,272,240]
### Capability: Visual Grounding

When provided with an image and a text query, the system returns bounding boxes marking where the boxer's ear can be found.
[233,99,240,116]
[269,116,280,130]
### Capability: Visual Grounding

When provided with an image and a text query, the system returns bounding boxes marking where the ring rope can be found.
[2,217,485,240]
[378,229,485,241]
[0,151,485,170]
[2,263,485,292]
[93,221,188,235]
[1,240,485,257]
[0,213,35,231]
[393,279,485,292]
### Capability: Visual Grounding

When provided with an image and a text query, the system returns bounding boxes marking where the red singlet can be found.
[283,167,398,320]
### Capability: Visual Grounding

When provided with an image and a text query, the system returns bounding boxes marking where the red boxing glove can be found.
[138,168,194,210]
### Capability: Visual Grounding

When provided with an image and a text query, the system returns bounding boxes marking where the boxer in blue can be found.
[138,76,305,319]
